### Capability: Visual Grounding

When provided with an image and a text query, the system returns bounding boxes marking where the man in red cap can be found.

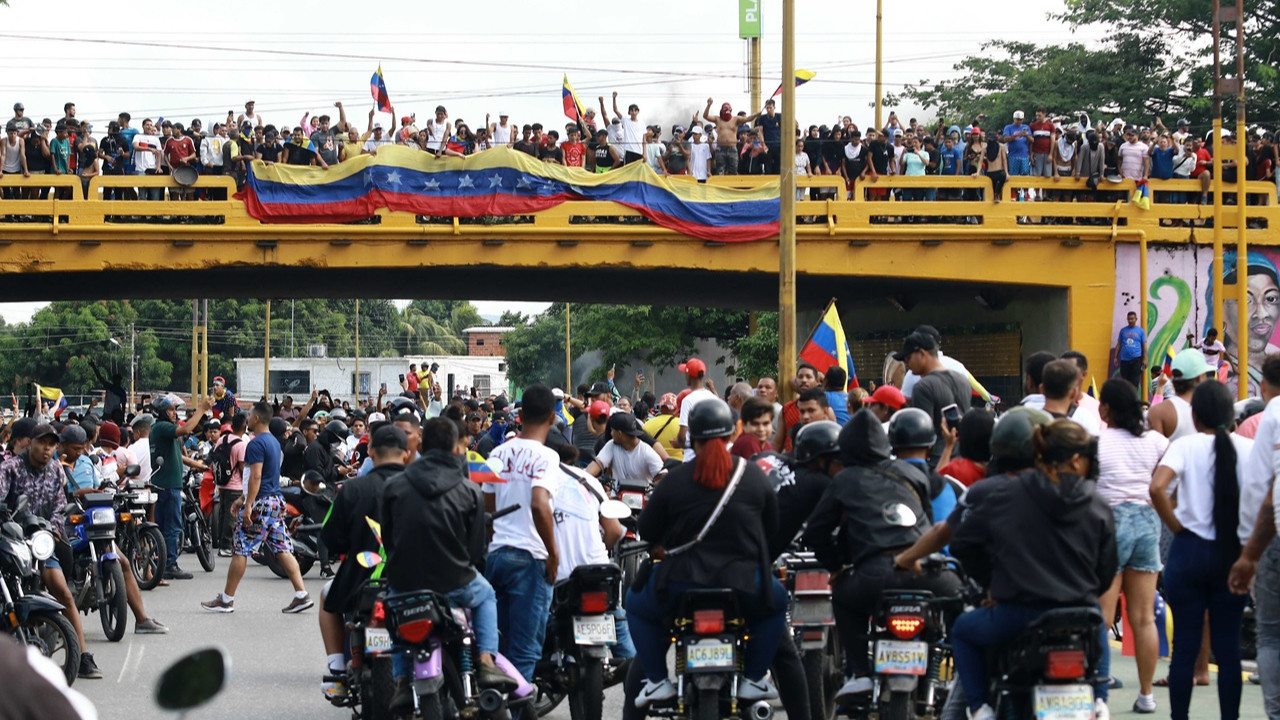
[866,385,906,426]
[675,358,716,461]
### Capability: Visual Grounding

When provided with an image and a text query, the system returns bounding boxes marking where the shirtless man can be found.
[703,99,759,176]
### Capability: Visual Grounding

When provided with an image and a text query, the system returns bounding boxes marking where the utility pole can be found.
[874,0,884,131]
[201,299,209,406]
[778,0,797,388]
[190,300,199,403]
[1211,0,1225,358]
[1226,0,1249,399]
[128,323,136,413]
[355,299,361,403]
[264,300,271,401]
[565,303,572,391]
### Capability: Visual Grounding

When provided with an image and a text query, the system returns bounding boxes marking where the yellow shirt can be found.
[643,413,682,461]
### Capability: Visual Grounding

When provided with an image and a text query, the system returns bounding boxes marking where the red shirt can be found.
[1192,147,1212,177]
[1028,121,1055,155]
[562,142,587,168]
[406,371,420,392]
[938,457,985,487]
[164,135,196,168]
[779,400,800,452]
[731,433,766,460]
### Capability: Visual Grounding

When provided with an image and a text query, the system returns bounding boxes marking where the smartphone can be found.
[399,374,405,382]
[380,382,387,392]
[941,403,962,429]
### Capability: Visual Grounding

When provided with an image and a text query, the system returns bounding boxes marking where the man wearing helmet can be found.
[802,409,963,703]
[305,419,351,484]
[151,393,212,580]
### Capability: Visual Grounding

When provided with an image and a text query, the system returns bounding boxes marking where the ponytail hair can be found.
[1033,419,1094,481]
[1098,378,1145,437]
[1190,380,1241,558]
[693,437,732,490]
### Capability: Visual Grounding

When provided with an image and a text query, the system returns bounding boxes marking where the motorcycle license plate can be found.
[572,615,616,645]
[134,491,156,504]
[365,628,393,656]
[874,640,928,676]
[1033,684,1094,720]
[685,639,735,670]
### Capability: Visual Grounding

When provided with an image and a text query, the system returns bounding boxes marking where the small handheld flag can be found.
[562,74,587,123]
[798,299,858,388]
[770,69,817,99]
[468,451,505,484]
[370,65,392,114]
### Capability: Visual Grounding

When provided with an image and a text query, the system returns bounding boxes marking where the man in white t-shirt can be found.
[609,91,645,164]
[587,413,664,486]
[689,127,713,182]
[482,385,561,685]
[129,414,154,484]
[425,105,450,155]
[676,358,717,461]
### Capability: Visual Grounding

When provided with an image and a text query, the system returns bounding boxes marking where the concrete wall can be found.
[234,355,509,404]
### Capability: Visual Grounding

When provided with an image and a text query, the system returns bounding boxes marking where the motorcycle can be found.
[649,587,773,720]
[533,563,626,720]
[779,550,841,720]
[857,554,962,720]
[612,476,651,599]
[0,495,80,685]
[67,489,129,642]
[255,480,330,579]
[114,465,167,591]
[327,575,396,720]
[986,606,1105,720]
[179,471,216,572]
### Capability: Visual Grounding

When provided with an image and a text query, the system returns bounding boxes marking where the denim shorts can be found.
[1113,502,1162,573]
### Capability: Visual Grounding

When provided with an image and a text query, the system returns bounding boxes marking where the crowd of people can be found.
[4,98,1277,207]
[4,316,1280,720]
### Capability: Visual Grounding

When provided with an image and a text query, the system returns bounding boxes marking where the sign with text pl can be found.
[739,0,760,38]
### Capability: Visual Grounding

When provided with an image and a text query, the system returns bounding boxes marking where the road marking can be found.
[117,642,144,684]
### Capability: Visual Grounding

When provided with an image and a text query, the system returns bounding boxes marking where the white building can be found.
[234,355,509,403]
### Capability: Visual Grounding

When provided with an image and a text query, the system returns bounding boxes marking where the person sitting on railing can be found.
[973,131,1008,203]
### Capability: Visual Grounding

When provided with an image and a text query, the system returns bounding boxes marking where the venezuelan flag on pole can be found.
[1161,345,1177,377]
[799,299,858,388]
[34,384,67,418]
[370,65,392,114]
[770,69,817,99]
[562,74,586,123]
[240,146,781,242]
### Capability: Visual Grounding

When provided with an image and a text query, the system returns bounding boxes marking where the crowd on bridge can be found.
[2,97,1277,206]
[5,316,1280,720]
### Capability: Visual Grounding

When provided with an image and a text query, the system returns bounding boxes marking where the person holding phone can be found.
[891,330,971,468]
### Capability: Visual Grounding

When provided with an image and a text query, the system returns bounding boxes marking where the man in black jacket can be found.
[382,418,516,713]
[304,420,349,484]
[803,409,962,703]
[317,425,409,702]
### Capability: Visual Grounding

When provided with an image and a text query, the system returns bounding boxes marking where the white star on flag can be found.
[488,175,503,189]
[516,176,533,190]
[385,170,403,186]
[458,174,475,189]
[423,178,440,190]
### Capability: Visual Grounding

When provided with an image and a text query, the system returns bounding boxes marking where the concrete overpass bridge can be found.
[0,172,1275,396]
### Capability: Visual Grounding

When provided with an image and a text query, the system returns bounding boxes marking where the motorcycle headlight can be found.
[29,530,55,561]
[90,507,116,526]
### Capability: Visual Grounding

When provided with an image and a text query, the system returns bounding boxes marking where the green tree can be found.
[397,306,466,355]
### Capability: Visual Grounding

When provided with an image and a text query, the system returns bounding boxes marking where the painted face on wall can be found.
[1224,271,1280,357]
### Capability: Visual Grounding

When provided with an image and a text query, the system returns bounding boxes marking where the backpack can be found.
[210,437,242,487]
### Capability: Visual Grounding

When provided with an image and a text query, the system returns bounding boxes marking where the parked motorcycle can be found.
[67,490,129,641]
[180,471,215,572]
[115,465,166,590]
[0,495,81,685]
[779,550,841,720]
[534,563,625,720]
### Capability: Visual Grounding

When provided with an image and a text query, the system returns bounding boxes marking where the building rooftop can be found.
[462,326,516,334]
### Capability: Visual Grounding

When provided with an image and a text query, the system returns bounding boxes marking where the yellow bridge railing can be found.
[0,174,1272,245]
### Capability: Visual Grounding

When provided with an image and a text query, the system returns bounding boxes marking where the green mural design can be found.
[1147,274,1193,370]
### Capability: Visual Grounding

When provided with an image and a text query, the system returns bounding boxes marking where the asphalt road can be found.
[71,558,1269,719]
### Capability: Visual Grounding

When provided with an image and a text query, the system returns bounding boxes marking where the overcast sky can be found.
[0,0,1099,324]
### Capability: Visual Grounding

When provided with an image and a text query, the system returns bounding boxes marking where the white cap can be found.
[499,111,509,117]
[691,126,704,135]
[367,412,386,423]
[373,122,383,130]
[1012,110,1024,119]
[552,388,564,400]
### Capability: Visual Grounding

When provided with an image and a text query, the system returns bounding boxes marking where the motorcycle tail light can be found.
[693,609,725,635]
[579,591,609,614]
[1044,649,1086,680]
[370,600,386,628]
[119,512,132,523]
[397,619,435,644]
[286,505,301,519]
[68,515,84,525]
[888,615,925,640]
[794,570,830,593]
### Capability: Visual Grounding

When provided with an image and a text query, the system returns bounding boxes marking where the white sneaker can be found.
[1094,698,1110,720]
[737,677,779,701]
[634,678,677,708]
[834,675,873,703]
[968,704,996,720]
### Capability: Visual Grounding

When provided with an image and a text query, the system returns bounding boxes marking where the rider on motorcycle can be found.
[627,398,786,707]
[318,424,410,701]
[304,420,350,485]
[802,408,962,701]
[380,417,518,714]
[949,418,1116,720]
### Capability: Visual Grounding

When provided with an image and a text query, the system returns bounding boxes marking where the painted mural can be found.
[1112,244,1280,397]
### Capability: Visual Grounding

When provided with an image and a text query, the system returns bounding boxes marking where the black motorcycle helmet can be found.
[688,398,734,440]
[301,469,325,487]
[792,420,841,464]
[887,408,935,449]
[386,396,420,421]
[324,420,350,442]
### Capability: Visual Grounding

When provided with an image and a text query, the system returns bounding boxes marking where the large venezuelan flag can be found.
[799,300,858,388]
[239,146,780,242]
